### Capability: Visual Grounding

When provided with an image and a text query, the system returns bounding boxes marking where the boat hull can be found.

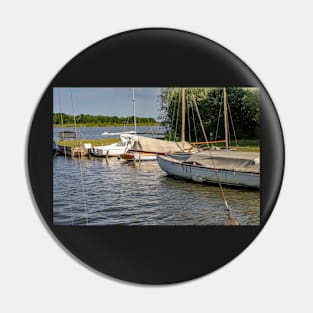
[120,152,157,161]
[91,146,126,157]
[157,155,260,189]
[92,138,130,157]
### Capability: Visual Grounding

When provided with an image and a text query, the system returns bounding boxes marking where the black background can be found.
[28,28,284,284]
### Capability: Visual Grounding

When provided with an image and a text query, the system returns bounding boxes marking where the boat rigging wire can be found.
[174,90,180,142]
[191,98,198,144]
[69,88,89,225]
[227,95,238,148]
[187,95,192,144]
[167,88,177,141]
[58,89,74,225]
[191,90,239,225]
[214,89,238,148]
[214,94,223,142]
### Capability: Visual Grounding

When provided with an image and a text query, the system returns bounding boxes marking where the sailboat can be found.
[119,133,194,161]
[120,88,158,161]
[120,88,195,161]
[157,88,260,189]
[91,88,137,157]
[91,137,132,157]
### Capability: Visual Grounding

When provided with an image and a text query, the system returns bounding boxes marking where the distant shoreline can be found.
[53,123,161,128]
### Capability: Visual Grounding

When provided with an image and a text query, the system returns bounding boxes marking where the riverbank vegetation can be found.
[54,87,260,152]
[160,87,260,143]
[53,113,158,127]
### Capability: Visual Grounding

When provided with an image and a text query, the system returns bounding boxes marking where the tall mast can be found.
[223,87,229,150]
[181,88,185,146]
[132,88,137,134]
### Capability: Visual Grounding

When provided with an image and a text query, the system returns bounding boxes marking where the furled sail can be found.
[185,151,260,174]
[120,134,193,154]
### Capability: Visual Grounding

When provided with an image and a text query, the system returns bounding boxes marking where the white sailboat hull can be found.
[157,155,260,189]
[92,136,131,157]
[92,145,127,157]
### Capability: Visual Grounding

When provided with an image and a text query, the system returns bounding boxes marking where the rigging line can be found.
[58,89,74,225]
[191,99,198,143]
[132,88,137,134]
[227,98,238,147]
[122,116,128,130]
[69,88,89,225]
[147,116,154,135]
[168,90,176,141]
[168,104,175,141]
[191,92,237,224]
[229,123,232,147]
[214,92,223,141]
[174,90,180,142]
[167,88,177,141]
[187,94,192,143]
[124,115,130,129]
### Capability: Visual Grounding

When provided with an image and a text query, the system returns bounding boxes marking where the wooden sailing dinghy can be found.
[157,150,260,188]
[157,88,260,189]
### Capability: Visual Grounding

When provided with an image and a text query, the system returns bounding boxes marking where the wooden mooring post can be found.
[58,144,88,158]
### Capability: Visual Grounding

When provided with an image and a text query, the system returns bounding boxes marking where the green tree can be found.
[160,87,260,142]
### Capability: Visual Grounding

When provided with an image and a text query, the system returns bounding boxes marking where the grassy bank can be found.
[55,138,119,147]
[198,139,260,152]
[230,139,259,152]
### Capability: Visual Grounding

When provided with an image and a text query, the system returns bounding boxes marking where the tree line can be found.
[53,113,157,126]
[160,87,260,142]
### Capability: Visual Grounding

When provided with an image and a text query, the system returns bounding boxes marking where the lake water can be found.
[53,127,260,225]
[53,125,167,140]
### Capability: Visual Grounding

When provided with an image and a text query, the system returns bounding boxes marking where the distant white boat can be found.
[157,150,260,189]
[101,130,136,136]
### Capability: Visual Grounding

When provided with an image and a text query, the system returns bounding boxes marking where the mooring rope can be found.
[191,91,238,225]
[69,88,89,225]
[58,88,74,225]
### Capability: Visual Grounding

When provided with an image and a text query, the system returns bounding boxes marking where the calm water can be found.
[53,127,260,225]
[53,126,167,140]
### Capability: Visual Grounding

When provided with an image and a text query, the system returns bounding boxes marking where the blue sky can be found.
[53,87,162,119]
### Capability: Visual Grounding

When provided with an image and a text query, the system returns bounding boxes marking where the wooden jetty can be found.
[57,144,89,157]
[59,130,78,140]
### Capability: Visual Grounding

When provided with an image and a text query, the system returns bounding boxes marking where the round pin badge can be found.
[28,28,284,284]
